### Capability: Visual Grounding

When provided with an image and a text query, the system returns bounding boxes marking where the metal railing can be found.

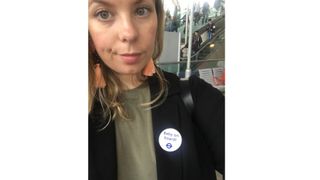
[157,58,224,77]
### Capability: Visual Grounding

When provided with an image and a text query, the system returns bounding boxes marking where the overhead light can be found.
[210,43,215,48]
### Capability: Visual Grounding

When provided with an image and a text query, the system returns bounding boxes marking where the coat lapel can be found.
[148,73,183,180]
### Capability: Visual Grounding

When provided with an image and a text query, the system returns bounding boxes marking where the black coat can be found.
[89,71,225,180]
[207,23,216,34]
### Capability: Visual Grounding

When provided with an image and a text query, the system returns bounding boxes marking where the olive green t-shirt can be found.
[115,82,157,180]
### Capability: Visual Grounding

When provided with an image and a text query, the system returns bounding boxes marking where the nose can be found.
[118,16,138,43]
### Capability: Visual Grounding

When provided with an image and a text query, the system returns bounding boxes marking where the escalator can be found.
[180,15,225,74]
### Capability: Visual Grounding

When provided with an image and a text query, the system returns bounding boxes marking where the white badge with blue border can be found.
[158,128,182,152]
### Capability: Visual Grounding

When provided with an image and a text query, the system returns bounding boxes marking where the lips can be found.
[119,53,141,64]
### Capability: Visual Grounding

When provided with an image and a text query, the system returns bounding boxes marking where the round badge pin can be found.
[158,128,182,152]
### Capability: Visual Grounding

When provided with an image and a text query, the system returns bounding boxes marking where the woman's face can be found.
[89,0,158,77]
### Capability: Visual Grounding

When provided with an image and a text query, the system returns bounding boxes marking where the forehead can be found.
[89,0,154,5]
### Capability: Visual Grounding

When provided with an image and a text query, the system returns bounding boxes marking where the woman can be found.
[88,0,225,179]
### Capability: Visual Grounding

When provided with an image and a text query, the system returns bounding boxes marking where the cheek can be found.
[90,32,111,53]
[89,22,112,51]
[150,19,158,39]
[144,21,158,49]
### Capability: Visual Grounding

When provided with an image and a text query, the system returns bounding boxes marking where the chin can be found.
[117,68,143,76]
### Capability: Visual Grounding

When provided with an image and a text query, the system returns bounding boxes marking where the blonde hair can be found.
[89,0,167,128]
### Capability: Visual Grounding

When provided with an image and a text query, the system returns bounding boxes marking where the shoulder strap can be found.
[180,79,194,115]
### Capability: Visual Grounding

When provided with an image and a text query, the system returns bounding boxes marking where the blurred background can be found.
[159,0,225,93]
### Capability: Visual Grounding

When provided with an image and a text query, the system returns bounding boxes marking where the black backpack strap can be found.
[180,79,194,115]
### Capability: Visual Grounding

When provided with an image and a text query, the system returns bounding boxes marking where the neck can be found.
[116,73,145,90]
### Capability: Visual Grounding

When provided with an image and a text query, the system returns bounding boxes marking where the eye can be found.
[96,10,112,21]
[136,7,149,17]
